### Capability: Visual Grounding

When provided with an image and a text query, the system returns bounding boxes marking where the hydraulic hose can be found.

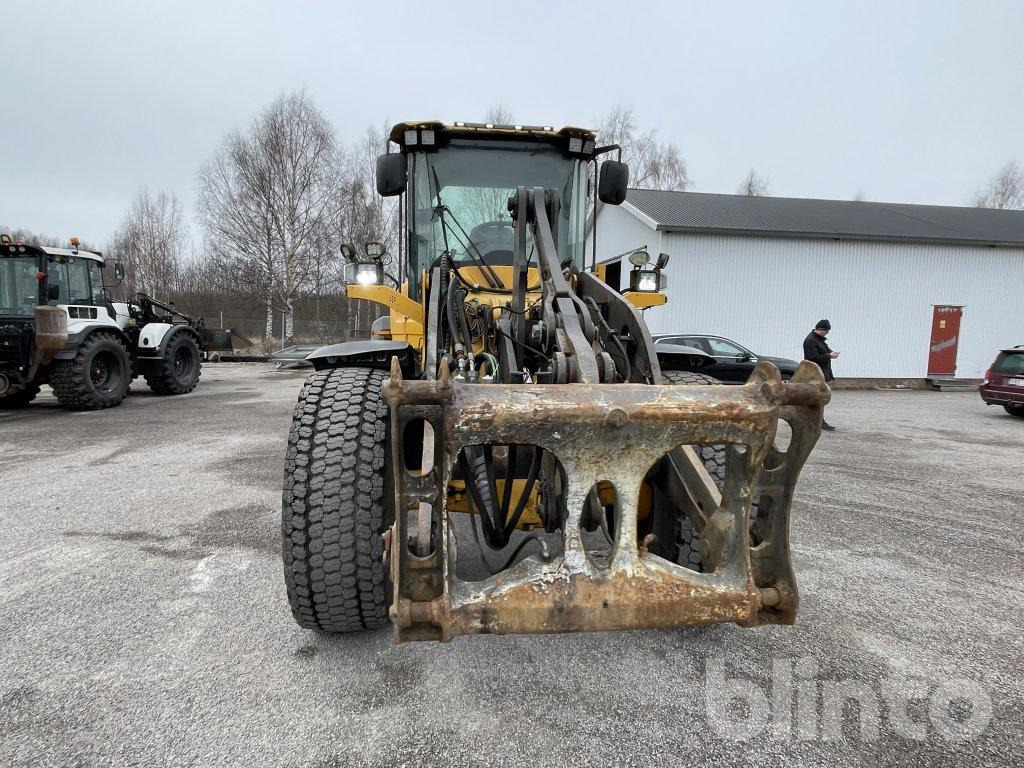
[461,449,500,547]
[446,281,464,355]
[501,450,542,540]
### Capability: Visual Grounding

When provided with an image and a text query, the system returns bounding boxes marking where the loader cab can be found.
[42,249,107,309]
[381,122,602,298]
[0,241,46,317]
[1,237,114,317]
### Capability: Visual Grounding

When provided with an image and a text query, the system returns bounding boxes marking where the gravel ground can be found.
[1,364,1021,766]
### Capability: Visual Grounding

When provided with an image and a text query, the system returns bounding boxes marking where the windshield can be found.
[408,140,587,284]
[0,257,40,316]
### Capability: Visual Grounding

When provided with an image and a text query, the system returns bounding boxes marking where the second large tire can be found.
[659,370,727,571]
[145,332,201,395]
[282,367,391,633]
[51,332,131,410]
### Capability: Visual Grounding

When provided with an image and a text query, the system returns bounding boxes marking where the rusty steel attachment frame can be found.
[382,357,830,643]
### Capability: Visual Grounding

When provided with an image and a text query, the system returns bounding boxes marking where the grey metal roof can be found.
[625,189,1024,247]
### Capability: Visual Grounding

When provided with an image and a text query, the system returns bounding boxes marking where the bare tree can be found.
[451,105,520,227]
[335,122,402,335]
[852,190,867,201]
[596,105,691,191]
[737,169,772,197]
[196,89,341,341]
[1,227,98,250]
[974,161,1024,209]
[484,103,515,125]
[108,188,188,299]
[339,123,401,263]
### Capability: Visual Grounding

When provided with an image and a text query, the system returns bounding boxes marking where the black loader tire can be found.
[0,383,40,409]
[145,332,201,395]
[1004,404,1024,418]
[51,332,131,410]
[660,370,727,571]
[282,367,391,633]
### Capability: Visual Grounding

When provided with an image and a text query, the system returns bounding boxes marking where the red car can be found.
[980,346,1024,418]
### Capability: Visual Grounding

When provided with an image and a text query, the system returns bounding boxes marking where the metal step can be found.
[927,378,978,392]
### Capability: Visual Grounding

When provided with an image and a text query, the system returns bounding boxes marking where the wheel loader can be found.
[0,237,217,410]
[281,121,830,643]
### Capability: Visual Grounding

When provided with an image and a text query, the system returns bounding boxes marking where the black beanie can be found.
[815,319,831,331]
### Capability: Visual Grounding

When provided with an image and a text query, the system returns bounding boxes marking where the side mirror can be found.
[376,153,407,197]
[598,160,629,205]
[47,284,60,301]
[114,262,125,283]
[339,243,357,262]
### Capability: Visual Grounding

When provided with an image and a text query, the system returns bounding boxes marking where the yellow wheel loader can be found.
[281,121,829,643]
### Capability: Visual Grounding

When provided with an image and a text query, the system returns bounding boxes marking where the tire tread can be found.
[145,333,202,395]
[282,367,390,633]
[51,331,130,410]
[660,370,727,571]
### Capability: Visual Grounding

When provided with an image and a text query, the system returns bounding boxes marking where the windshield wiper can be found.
[429,165,505,290]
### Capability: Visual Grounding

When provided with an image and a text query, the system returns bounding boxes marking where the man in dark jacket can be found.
[803,319,839,431]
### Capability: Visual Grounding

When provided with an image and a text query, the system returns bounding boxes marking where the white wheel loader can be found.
[0,236,208,410]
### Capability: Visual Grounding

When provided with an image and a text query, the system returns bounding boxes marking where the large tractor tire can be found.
[0,382,40,409]
[282,367,392,633]
[660,370,727,571]
[145,332,201,395]
[51,332,131,410]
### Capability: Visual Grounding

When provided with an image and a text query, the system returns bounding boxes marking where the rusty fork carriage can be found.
[384,357,829,643]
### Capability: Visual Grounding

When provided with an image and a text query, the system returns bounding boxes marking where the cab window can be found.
[66,258,91,304]
[88,261,105,305]
[47,256,102,306]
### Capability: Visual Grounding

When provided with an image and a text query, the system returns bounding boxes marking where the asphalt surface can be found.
[2,364,1022,766]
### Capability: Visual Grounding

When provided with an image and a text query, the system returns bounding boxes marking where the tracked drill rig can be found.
[281,121,830,643]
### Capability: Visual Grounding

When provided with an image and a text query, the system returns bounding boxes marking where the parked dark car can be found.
[980,346,1024,417]
[652,333,799,383]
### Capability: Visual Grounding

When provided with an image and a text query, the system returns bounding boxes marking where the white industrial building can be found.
[590,190,1024,381]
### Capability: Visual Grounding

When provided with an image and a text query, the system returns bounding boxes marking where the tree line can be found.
[7,92,1022,344]
[103,96,698,344]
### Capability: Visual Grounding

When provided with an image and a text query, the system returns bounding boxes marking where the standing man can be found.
[804,319,839,431]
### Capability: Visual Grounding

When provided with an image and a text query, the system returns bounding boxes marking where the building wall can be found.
[588,203,663,267]
[591,208,1024,378]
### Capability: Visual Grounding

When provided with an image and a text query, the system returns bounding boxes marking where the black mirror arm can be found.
[594,143,622,160]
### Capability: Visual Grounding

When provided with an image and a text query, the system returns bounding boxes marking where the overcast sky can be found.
[4,0,1023,247]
